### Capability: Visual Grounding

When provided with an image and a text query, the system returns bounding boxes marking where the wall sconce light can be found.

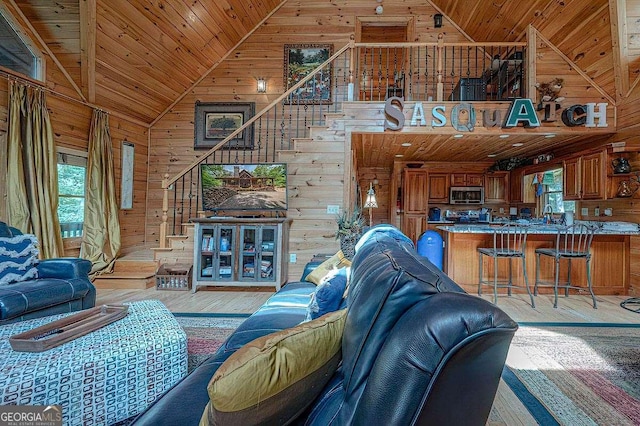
[434,13,443,28]
[257,77,267,93]
[375,5,383,15]
[364,182,378,226]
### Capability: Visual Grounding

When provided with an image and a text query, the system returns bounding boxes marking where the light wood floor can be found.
[97,287,640,323]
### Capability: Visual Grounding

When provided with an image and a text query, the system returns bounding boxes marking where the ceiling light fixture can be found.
[401,142,412,147]
[488,154,497,157]
[453,134,464,138]
[512,143,524,147]
[499,134,510,139]
[395,154,404,157]
[545,133,556,138]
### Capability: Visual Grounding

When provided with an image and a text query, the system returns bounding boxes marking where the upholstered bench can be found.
[0,300,187,426]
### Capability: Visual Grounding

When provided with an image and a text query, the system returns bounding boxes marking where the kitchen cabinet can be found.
[428,173,450,203]
[403,168,428,214]
[485,172,509,203]
[192,218,290,292]
[403,214,427,243]
[510,169,524,203]
[581,151,605,199]
[563,151,605,200]
[451,173,484,186]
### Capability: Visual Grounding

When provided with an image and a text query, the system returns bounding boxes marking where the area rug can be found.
[174,314,248,372]
[504,324,640,426]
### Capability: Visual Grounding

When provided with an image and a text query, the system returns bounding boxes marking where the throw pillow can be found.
[305,250,351,285]
[0,234,39,286]
[307,268,349,320]
[0,222,13,238]
[201,309,347,426]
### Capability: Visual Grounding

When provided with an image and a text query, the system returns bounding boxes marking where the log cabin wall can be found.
[146,1,470,262]
[0,2,149,257]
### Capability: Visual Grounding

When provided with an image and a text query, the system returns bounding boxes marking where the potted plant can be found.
[335,208,365,260]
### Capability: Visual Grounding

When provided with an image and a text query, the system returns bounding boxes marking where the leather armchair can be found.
[0,222,95,324]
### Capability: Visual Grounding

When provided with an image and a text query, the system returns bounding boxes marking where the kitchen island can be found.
[438,223,637,296]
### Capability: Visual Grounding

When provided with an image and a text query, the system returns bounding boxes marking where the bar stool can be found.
[534,223,597,309]
[478,224,535,308]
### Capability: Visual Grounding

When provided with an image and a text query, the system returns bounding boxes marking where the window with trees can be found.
[0,6,43,80]
[542,168,575,213]
[57,150,87,238]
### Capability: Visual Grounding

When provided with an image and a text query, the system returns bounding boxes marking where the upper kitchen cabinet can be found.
[403,168,428,214]
[451,173,484,187]
[510,169,524,203]
[563,150,606,200]
[428,173,450,203]
[485,172,509,203]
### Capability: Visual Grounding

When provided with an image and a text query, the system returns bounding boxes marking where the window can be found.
[0,6,44,80]
[57,150,87,238]
[542,168,575,213]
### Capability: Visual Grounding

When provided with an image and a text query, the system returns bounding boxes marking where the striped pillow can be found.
[0,234,39,286]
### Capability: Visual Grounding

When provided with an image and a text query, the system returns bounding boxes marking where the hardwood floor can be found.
[97,287,640,323]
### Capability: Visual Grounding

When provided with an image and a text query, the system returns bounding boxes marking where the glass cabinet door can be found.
[240,226,257,281]
[198,227,216,280]
[259,226,276,282]
[216,226,235,281]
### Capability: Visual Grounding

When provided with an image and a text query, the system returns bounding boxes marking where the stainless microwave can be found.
[449,186,484,204]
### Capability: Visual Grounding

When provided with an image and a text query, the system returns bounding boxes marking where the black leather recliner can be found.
[0,221,95,324]
[133,225,517,425]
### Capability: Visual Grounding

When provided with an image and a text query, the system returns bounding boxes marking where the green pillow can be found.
[200,309,347,426]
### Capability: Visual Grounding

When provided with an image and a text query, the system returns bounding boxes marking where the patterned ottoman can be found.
[0,300,187,425]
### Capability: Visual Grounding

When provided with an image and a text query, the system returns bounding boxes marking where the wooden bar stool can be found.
[478,224,535,308]
[534,224,598,309]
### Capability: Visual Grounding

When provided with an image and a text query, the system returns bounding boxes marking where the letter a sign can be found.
[503,99,540,128]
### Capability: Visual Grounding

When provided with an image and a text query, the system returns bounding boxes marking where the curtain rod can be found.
[1,70,151,128]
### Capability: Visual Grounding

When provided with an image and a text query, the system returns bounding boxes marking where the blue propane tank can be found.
[417,230,444,270]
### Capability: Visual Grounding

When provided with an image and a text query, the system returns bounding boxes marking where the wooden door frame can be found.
[355,16,416,42]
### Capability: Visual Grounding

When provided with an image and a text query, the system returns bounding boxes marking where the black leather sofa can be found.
[0,222,95,324]
[134,225,518,425]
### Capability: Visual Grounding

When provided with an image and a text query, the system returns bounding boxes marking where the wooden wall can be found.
[146,0,469,245]
[0,1,149,256]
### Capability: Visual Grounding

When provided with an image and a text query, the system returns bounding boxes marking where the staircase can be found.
[92,259,159,290]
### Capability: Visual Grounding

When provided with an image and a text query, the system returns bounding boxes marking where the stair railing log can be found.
[158,38,528,247]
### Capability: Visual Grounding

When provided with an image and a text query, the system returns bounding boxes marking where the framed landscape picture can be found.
[194,102,255,149]
[283,44,333,104]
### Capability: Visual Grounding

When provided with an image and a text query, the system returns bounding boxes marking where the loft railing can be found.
[158,38,528,246]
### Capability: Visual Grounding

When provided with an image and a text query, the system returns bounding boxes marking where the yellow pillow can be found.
[306,250,352,285]
[200,309,347,426]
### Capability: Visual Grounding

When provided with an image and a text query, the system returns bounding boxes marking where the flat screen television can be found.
[200,163,287,211]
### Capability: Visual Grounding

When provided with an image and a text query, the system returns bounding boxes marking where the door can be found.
[258,226,277,282]
[403,169,428,214]
[216,226,235,281]
[510,169,524,203]
[240,226,258,281]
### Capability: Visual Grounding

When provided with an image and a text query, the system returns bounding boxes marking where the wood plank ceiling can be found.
[12,0,284,124]
[10,0,637,165]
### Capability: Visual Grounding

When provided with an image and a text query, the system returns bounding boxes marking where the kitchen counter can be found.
[437,223,640,235]
[438,224,634,296]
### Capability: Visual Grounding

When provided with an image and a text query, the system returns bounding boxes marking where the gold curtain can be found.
[80,110,121,274]
[6,81,64,258]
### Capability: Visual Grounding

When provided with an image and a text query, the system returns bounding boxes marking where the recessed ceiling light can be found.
[453,134,464,138]
[395,154,404,157]
[401,142,412,147]
[512,143,524,147]
[545,133,556,138]
[499,134,510,139]
[488,154,497,158]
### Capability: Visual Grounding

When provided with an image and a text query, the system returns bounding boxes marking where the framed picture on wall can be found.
[194,101,255,149]
[283,44,333,104]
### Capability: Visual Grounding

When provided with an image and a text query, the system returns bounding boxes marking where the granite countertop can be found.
[437,222,640,235]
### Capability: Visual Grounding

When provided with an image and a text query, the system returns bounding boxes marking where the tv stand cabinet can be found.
[191,218,291,292]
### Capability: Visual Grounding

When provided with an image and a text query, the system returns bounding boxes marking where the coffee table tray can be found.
[9,304,129,352]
